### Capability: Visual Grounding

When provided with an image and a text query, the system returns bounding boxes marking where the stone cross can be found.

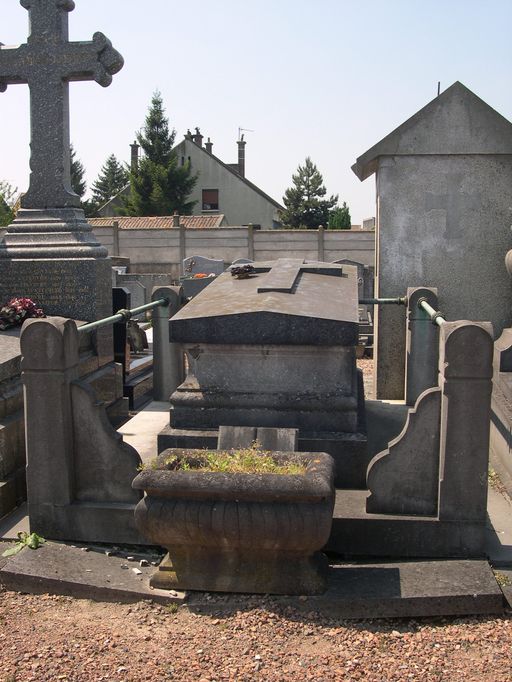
[254,258,343,294]
[0,0,123,209]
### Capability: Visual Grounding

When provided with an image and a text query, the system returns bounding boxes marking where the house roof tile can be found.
[89,215,226,229]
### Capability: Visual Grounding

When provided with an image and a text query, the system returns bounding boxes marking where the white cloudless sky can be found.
[1,0,511,224]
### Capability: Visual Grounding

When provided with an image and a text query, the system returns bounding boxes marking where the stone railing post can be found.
[21,318,79,522]
[318,226,325,261]
[404,287,439,406]
[438,321,493,524]
[112,220,120,256]
[152,286,185,401]
[247,224,255,261]
[179,223,186,266]
[21,316,143,542]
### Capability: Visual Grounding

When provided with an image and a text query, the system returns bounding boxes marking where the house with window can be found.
[98,129,284,228]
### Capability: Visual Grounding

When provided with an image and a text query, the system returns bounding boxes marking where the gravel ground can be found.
[357,358,374,398]
[0,589,511,681]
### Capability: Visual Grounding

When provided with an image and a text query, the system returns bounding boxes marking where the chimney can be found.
[185,129,193,140]
[237,134,246,177]
[130,141,139,173]
[193,126,203,147]
[205,137,213,154]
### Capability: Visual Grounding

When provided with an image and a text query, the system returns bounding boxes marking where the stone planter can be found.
[132,449,335,594]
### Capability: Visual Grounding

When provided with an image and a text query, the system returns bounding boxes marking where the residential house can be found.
[98,130,283,228]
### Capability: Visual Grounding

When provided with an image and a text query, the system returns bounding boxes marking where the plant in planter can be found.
[132,445,335,594]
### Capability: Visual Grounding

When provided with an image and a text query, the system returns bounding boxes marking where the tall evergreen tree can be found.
[70,144,86,198]
[0,181,17,227]
[91,154,128,208]
[328,201,351,229]
[121,91,197,216]
[280,158,338,229]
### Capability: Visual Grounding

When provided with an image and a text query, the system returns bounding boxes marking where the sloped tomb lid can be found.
[170,259,359,345]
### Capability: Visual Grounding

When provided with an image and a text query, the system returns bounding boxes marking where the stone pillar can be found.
[405,287,439,406]
[179,224,186,266]
[21,316,143,543]
[247,224,255,261]
[112,220,120,257]
[21,318,79,524]
[318,226,325,262]
[494,327,512,374]
[438,321,493,523]
[152,286,184,401]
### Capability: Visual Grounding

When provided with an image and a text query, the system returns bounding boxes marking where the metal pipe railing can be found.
[77,298,168,334]
[418,298,446,327]
[360,297,407,305]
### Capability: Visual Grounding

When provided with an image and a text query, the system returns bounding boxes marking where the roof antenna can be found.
[437,81,441,96]
[238,126,254,141]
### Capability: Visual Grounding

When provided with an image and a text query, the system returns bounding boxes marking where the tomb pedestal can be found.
[158,259,369,487]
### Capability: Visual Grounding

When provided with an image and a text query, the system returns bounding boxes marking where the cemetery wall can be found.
[92,225,375,276]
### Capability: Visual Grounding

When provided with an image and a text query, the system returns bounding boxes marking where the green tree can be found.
[91,154,128,208]
[0,181,18,227]
[121,91,197,216]
[328,201,351,229]
[280,157,338,229]
[70,144,87,198]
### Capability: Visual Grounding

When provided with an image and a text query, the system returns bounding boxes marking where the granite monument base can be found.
[0,257,113,363]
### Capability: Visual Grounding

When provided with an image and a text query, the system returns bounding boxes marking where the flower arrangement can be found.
[0,297,45,331]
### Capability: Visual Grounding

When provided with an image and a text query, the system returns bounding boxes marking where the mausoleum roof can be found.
[352,81,512,181]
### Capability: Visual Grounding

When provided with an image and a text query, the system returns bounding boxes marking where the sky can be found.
[1,0,511,224]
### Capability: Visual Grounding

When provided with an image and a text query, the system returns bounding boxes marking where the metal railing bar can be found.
[418,298,446,327]
[360,297,407,305]
[77,298,168,334]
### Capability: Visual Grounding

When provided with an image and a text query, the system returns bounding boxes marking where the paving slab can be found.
[0,503,29,540]
[0,541,185,606]
[485,485,512,567]
[495,567,512,609]
[187,559,504,619]
[118,400,169,464]
[1,541,502,618]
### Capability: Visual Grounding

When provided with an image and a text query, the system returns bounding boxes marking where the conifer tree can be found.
[280,158,338,229]
[328,201,351,229]
[121,91,197,216]
[0,181,17,227]
[70,144,87,198]
[91,154,128,208]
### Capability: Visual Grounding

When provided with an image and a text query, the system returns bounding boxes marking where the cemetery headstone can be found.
[120,281,146,318]
[182,255,225,276]
[115,273,173,304]
[0,0,123,359]
[181,255,225,298]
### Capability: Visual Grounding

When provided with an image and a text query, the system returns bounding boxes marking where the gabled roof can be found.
[89,214,226,229]
[175,138,284,210]
[352,81,512,181]
[98,136,284,217]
